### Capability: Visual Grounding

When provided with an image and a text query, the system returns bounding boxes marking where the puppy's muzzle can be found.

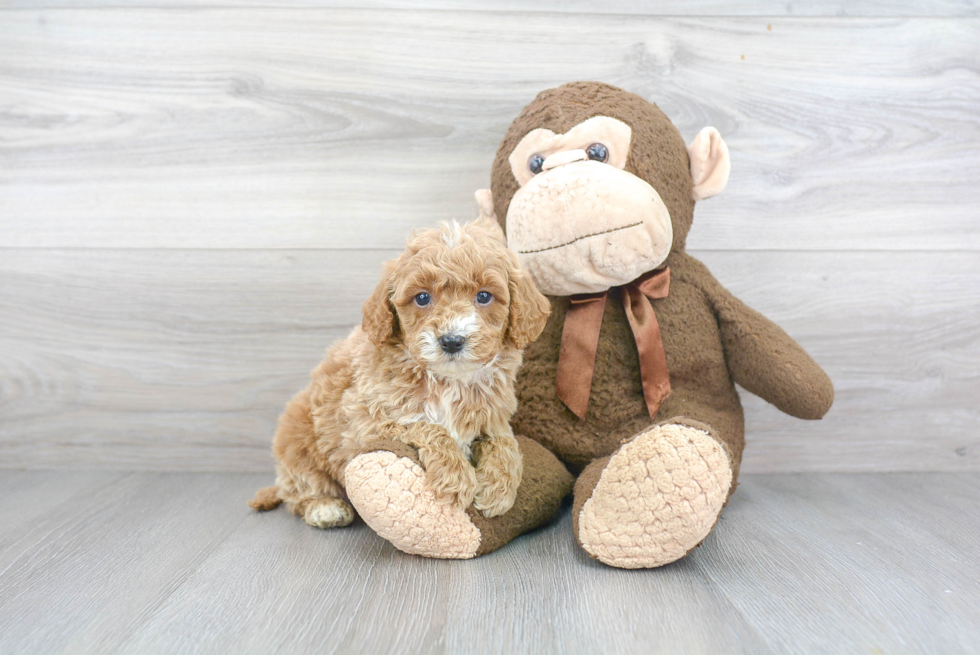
[439,334,466,355]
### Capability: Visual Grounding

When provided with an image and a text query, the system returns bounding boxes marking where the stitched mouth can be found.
[517,221,644,254]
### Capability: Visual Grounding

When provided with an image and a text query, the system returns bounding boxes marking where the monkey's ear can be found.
[687,127,731,201]
[362,260,398,346]
[471,214,507,244]
[505,252,551,350]
[475,188,497,220]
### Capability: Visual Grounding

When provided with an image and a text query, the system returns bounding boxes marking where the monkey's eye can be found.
[586,143,609,163]
[414,292,431,307]
[475,291,493,306]
[528,154,545,175]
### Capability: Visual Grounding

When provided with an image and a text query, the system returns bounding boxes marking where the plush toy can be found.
[347,81,833,567]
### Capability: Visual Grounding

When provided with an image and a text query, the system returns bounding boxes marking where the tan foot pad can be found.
[578,424,732,569]
[345,451,481,559]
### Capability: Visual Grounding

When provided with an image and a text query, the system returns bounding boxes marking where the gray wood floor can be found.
[0,470,977,655]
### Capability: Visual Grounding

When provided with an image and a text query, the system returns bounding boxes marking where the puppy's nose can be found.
[439,334,466,354]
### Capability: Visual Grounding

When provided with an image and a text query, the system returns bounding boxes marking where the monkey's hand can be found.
[714,289,834,420]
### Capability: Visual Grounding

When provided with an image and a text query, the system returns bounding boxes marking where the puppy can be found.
[249,218,550,529]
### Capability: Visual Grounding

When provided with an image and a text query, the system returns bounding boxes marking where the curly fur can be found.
[250,218,551,527]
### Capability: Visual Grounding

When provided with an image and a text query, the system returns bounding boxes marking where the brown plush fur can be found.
[250,218,551,528]
[485,82,834,560]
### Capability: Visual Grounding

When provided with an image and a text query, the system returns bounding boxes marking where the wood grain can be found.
[1,248,976,472]
[0,470,128,554]
[0,471,976,654]
[1,1,976,15]
[1,7,978,475]
[1,11,978,250]
[120,504,773,655]
[699,473,980,653]
[0,472,258,653]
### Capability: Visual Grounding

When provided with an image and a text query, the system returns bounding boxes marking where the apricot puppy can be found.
[249,218,550,529]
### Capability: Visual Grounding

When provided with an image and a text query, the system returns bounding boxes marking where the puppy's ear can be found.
[362,260,398,346]
[505,252,550,350]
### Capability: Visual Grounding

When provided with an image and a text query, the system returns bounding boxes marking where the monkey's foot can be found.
[574,423,732,569]
[345,437,573,560]
[345,449,481,559]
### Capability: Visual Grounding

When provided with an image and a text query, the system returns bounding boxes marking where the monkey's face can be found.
[503,117,673,296]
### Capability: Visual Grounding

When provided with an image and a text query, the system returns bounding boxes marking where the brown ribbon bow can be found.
[555,267,671,421]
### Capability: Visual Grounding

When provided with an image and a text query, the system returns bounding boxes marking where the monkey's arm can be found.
[697,264,834,420]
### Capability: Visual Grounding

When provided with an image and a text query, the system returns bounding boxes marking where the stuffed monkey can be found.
[347,82,833,567]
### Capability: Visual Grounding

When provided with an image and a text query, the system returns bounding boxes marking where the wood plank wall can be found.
[1,2,978,472]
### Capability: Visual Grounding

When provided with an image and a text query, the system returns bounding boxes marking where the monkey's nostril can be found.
[438,334,466,354]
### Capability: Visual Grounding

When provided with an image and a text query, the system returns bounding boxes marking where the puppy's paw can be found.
[303,497,355,529]
[473,436,523,518]
[474,475,519,518]
[419,444,478,510]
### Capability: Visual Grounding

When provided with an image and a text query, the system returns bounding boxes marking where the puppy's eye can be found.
[586,143,609,163]
[475,291,493,306]
[528,154,545,175]
[414,292,431,307]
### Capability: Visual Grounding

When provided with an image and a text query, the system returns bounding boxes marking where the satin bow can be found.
[555,267,671,421]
